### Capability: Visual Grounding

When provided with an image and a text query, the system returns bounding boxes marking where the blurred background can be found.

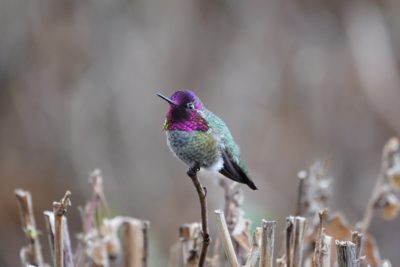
[1,0,400,265]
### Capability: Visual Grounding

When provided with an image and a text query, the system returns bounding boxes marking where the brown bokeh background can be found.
[1,0,400,266]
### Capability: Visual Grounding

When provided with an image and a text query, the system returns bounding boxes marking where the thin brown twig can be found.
[286,216,295,267]
[43,211,74,267]
[90,170,111,218]
[62,216,74,267]
[187,163,210,267]
[15,189,46,267]
[312,209,328,267]
[84,170,110,233]
[53,191,72,267]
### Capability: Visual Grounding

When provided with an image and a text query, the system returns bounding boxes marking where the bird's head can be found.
[157,90,208,131]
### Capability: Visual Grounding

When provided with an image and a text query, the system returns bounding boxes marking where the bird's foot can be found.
[187,163,200,177]
[202,231,211,245]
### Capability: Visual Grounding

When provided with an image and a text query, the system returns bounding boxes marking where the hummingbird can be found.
[157,90,257,190]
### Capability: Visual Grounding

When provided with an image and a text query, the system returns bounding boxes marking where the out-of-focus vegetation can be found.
[1,0,400,266]
[14,144,400,267]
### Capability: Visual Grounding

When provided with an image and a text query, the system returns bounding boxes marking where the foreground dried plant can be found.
[167,138,399,267]
[15,138,400,267]
[17,170,149,267]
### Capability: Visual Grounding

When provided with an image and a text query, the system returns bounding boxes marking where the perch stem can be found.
[187,163,210,267]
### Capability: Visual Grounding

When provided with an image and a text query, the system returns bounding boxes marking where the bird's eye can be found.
[186,102,195,109]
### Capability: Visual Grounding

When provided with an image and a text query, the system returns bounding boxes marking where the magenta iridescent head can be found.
[157,90,208,131]
[157,90,203,110]
[170,90,203,110]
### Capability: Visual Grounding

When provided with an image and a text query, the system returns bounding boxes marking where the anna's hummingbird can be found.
[157,90,257,190]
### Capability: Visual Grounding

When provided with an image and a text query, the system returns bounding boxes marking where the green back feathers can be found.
[203,109,247,173]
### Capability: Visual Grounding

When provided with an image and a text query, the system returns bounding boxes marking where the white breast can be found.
[206,156,224,173]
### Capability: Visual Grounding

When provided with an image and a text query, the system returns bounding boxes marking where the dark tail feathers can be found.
[219,150,258,190]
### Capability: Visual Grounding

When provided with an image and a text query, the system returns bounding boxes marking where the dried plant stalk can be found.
[214,209,239,267]
[336,241,356,267]
[142,221,150,267]
[179,223,201,267]
[294,162,331,267]
[43,211,55,258]
[15,189,46,267]
[53,191,71,267]
[169,223,201,267]
[53,191,72,267]
[84,170,110,233]
[88,240,109,267]
[54,209,63,267]
[276,258,285,267]
[294,160,331,220]
[320,232,332,267]
[244,227,262,267]
[259,220,276,267]
[220,179,251,264]
[312,209,328,267]
[296,174,306,216]
[359,138,397,234]
[286,216,295,267]
[313,228,332,267]
[351,231,363,266]
[122,219,145,267]
[359,171,386,234]
[43,211,74,267]
[293,217,306,267]
[285,216,306,267]
[62,217,73,267]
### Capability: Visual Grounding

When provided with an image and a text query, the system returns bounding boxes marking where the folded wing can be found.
[219,149,258,190]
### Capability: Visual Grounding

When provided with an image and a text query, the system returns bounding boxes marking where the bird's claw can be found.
[187,163,200,177]
[201,232,211,244]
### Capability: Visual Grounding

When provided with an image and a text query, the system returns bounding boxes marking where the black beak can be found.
[157,93,178,107]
